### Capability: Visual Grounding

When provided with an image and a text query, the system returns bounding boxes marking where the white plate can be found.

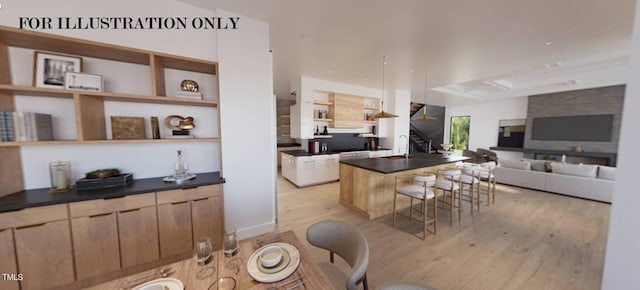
[132,278,184,290]
[247,242,300,283]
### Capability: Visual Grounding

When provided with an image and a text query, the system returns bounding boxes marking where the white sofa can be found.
[495,159,614,203]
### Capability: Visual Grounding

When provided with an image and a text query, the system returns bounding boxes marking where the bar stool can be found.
[459,163,481,213]
[478,161,497,205]
[393,174,437,240]
[434,168,461,225]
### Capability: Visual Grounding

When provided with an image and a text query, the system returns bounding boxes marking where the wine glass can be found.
[194,237,215,280]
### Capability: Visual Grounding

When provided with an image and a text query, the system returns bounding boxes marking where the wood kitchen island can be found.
[339,154,468,219]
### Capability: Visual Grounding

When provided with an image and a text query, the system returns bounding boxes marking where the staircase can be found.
[409,129,428,152]
[409,103,433,153]
[410,102,425,116]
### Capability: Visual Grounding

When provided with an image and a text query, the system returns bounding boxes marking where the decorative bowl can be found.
[259,245,283,268]
[441,144,453,151]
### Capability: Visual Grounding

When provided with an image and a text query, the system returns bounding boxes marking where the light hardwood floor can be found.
[275,174,610,290]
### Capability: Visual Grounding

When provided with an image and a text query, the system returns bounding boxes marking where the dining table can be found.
[85,231,333,289]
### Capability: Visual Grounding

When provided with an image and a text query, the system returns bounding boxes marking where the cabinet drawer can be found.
[157,184,220,205]
[69,192,156,218]
[0,204,68,229]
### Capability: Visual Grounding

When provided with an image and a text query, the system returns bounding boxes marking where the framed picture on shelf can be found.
[111,116,146,140]
[33,51,82,89]
[64,72,103,92]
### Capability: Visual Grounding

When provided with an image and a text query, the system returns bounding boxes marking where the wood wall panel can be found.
[330,93,364,128]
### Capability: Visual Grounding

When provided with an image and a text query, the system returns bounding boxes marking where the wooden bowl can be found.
[85,169,120,179]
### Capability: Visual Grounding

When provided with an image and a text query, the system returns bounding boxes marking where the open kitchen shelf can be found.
[314,118,333,122]
[313,100,333,106]
[312,135,333,139]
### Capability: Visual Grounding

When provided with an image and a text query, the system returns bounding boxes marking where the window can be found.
[450,116,470,150]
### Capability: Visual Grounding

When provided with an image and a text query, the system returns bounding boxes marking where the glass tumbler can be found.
[223,229,239,257]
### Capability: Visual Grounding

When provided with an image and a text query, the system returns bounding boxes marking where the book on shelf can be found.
[3,112,14,142]
[1,111,53,142]
[0,111,6,141]
[173,91,203,100]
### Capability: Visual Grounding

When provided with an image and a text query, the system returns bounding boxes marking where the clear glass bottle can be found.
[175,150,188,178]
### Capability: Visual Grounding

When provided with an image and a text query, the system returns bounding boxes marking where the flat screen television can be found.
[532,115,613,141]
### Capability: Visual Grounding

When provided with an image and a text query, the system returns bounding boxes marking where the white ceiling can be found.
[181,0,636,106]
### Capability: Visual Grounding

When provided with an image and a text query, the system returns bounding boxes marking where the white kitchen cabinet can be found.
[282,153,339,187]
[281,153,297,183]
[369,150,392,158]
[322,155,340,181]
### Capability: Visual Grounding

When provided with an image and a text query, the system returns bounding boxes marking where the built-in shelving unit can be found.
[0,24,221,196]
[314,118,333,122]
[313,100,333,106]
[312,135,333,139]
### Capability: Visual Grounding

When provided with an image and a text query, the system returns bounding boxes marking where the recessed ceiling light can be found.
[327,70,332,74]
[545,41,553,46]
[410,69,415,73]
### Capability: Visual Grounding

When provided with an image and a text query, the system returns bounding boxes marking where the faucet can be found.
[398,135,409,159]
[427,139,432,154]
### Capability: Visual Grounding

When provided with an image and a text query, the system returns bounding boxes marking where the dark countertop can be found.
[0,172,225,213]
[340,154,469,174]
[281,150,340,157]
[281,148,392,157]
[277,143,301,147]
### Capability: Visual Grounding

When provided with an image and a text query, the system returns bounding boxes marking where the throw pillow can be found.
[499,159,531,170]
[522,159,547,172]
[598,166,616,180]
[551,163,598,178]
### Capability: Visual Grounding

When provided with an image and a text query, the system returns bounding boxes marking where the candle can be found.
[56,169,67,190]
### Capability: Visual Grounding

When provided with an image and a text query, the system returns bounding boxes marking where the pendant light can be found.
[373,56,398,119]
[413,68,437,121]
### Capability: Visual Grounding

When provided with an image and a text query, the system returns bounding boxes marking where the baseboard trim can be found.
[237,220,276,240]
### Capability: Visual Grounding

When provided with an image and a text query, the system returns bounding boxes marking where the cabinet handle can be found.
[16,223,46,230]
[119,208,141,214]
[171,200,189,205]
[192,198,208,202]
[304,160,314,163]
[326,158,336,161]
[89,212,113,218]
[104,195,126,200]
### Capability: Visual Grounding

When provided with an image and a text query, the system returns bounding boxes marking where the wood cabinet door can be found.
[0,228,19,290]
[192,195,224,250]
[117,206,159,268]
[14,220,75,290]
[71,212,121,280]
[158,201,193,257]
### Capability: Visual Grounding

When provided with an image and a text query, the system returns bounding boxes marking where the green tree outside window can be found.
[450,116,470,150]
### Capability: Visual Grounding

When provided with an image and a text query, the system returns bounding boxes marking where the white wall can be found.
[0,0,221,188]
[216,9,276,239]
[602,0,640,288]
[444,97,528,156]
[380,89,410,154]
